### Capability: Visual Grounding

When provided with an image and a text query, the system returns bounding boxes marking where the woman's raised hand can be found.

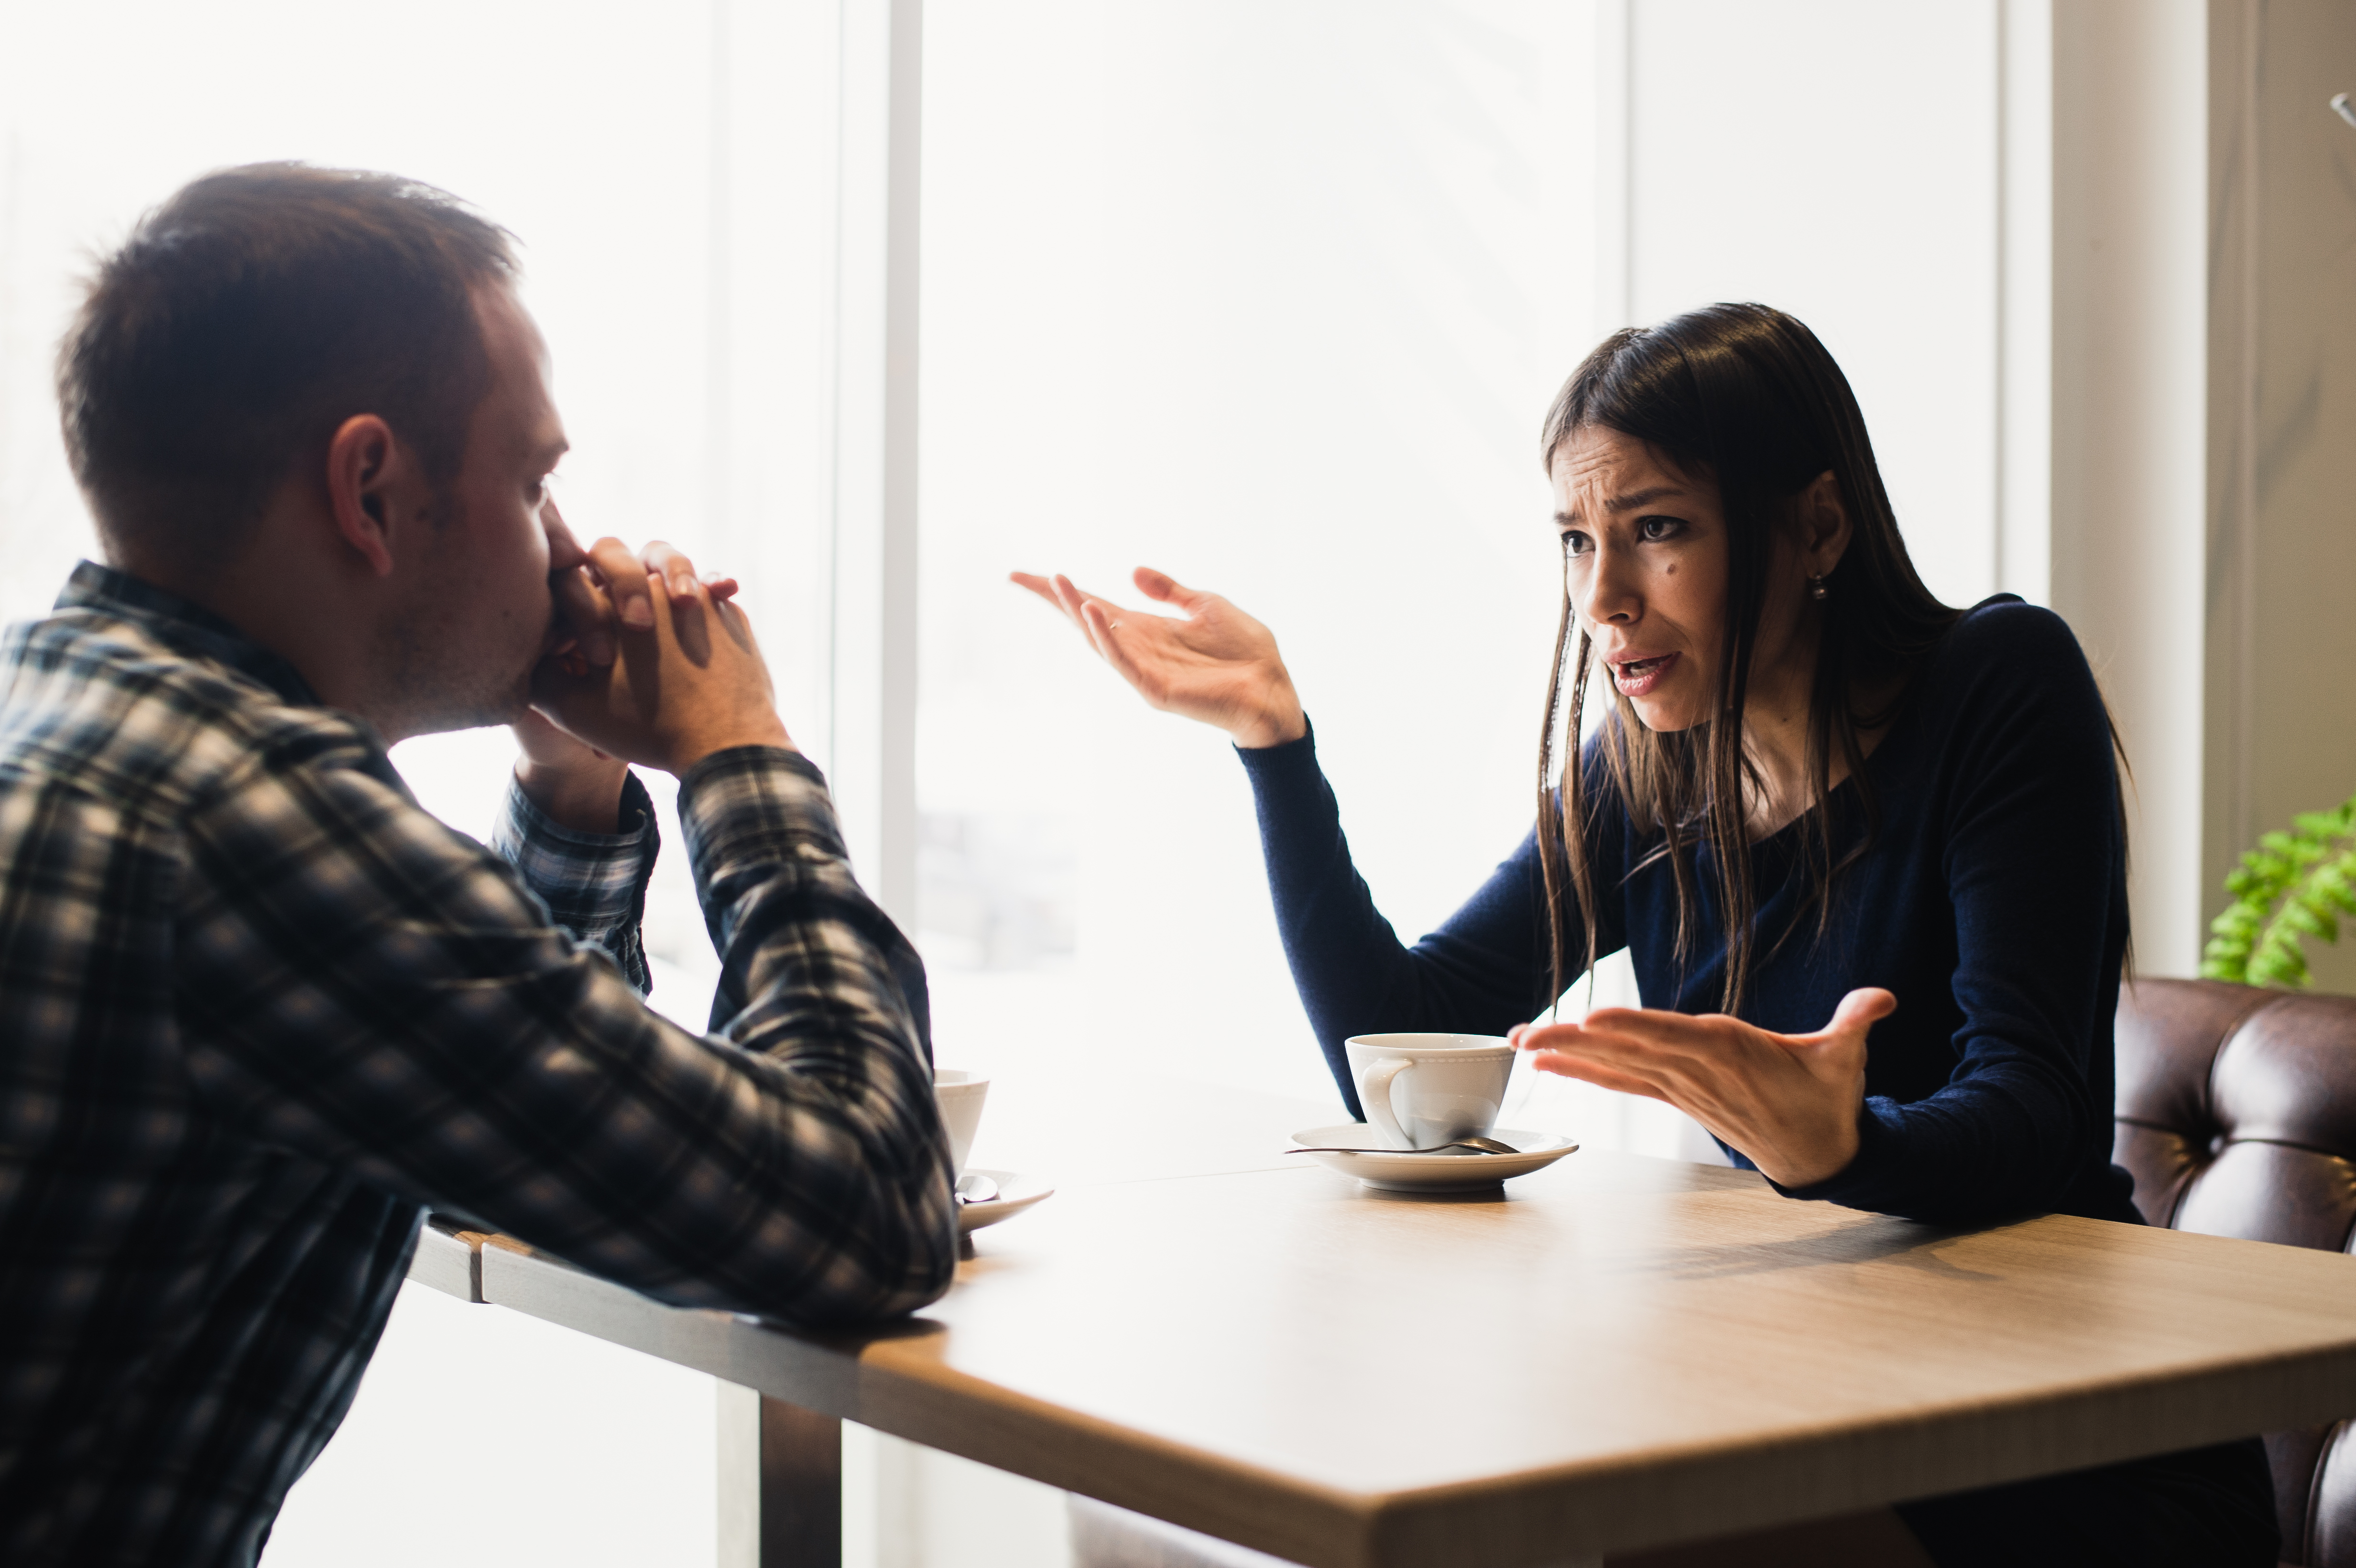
[1509,988,1897,1189]
[1009,567,1308,749]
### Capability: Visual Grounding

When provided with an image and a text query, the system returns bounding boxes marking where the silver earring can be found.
[1808,574,1828,601]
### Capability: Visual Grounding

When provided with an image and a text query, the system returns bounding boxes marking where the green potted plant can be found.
[2201,794,2356,989]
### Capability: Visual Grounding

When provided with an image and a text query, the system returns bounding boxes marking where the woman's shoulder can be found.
[1942,593,2085,659]
[1904,594,2108,741]
[1921,595,2094,690]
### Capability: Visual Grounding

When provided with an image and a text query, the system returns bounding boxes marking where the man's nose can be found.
[541,499,587,573]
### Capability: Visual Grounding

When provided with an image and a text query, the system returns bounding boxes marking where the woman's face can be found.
[1550,425,1728,733]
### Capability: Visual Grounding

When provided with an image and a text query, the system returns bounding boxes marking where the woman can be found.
[1016,305,2277,1567]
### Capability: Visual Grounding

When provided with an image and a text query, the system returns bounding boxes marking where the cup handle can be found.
[1359,1056,1416,1151]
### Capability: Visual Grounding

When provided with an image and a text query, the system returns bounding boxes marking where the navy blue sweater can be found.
[1240,597,2141,1227]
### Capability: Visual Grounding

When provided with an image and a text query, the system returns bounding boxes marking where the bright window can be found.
[0,2,2027,1563]
[920,0,1589,1128]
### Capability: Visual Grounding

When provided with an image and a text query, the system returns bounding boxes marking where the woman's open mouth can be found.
[1611,652,1680,697]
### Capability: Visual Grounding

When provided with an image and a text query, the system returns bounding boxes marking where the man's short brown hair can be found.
[55,163,517,575]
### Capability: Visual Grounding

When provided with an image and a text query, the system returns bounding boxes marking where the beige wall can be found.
[2050,0,2212,978]
[2046,0,2356,992]
[2205,0,2356,994]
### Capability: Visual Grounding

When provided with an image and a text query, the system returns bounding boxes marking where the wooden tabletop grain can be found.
[465,1137,2356,1567]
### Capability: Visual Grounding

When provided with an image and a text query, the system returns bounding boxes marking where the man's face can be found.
[376,283,574,737]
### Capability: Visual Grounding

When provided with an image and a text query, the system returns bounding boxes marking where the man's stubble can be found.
[367,500,547,742]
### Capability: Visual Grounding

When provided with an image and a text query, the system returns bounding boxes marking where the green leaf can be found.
[2281,899,2332,941]
[2216,794,2356,991]
[2202,920,2254,979]
[2249,942,2309,989]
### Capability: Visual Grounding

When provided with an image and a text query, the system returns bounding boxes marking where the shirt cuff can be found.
[492,768,661,952]
[676,746,840,883]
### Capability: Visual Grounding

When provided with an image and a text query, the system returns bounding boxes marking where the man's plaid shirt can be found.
[0,564,958,1567]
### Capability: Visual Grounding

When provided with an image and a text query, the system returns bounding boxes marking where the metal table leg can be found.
[718,1383,841,1567]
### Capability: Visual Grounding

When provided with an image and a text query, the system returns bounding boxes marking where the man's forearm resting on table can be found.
[188,739,957,1326]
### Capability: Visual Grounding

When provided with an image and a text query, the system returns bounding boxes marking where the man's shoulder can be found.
[0,606,381,818]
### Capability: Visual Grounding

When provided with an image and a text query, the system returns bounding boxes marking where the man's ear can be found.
[324,414,421,578]
[1799,469,1853,575]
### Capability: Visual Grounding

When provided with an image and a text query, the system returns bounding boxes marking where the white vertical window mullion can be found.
[830,1,925,1557]
[828,0,923,930]
[1996,0,2053,607]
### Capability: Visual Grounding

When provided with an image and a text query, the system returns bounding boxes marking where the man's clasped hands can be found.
[509,503,792,836]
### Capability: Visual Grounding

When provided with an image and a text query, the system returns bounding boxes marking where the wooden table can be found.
[411,1078,2356,1567]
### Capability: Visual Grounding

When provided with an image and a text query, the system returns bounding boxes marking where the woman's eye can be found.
[1636,515,1684,542]
[1560,530,1590,557]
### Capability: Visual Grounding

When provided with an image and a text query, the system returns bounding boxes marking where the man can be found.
[0,163,955,1566]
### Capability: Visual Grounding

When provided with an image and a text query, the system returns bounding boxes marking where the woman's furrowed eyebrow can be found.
[1554,484,1690,526]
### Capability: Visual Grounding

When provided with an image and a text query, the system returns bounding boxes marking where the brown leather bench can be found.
[2115,978,2356,1568]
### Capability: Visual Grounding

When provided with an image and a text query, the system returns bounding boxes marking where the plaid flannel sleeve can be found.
[685,748,934,1060]
[173,739,957,1325]
[490,769,658,993]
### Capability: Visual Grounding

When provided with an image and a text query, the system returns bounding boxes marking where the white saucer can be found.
[957,1168,1054,1234]
[1287,1126,1579,1192]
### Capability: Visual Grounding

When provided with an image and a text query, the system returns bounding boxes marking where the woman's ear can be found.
[1799,469,1852,576]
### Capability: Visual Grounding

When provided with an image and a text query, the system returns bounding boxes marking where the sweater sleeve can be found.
[1777,604,2132,1222]
[1238,719,1621,1117]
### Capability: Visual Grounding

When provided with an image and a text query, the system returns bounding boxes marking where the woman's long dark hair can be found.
[1534,304,1965,1015]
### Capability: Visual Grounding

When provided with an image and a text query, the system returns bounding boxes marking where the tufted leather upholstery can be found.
[2115,978,2356,1568]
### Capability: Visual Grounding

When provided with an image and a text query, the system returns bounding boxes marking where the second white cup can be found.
[1343,1034,1514,1151]
[932,1068,990,1174]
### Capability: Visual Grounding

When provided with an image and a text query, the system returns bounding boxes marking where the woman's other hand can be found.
[1009,566,1308,749]
[1510,988,1896,1188]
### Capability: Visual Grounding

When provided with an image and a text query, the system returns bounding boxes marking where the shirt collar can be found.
[58,561,324,709]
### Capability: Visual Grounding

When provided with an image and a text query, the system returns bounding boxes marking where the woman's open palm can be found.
[1010,567,1307,748]
[1509,988,1895,1188]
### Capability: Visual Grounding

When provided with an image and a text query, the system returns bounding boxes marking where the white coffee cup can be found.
[1344,1034,1515,1151]
[933,1069,990,1174]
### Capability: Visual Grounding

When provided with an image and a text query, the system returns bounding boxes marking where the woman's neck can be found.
[1738,634,1902,840]
[1741,670,1821,840]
